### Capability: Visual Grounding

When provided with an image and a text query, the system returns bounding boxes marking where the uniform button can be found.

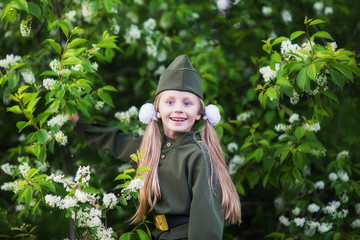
[161,154,166,159]
[166,142,171,147]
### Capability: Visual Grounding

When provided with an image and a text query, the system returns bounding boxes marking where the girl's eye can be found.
[184,101,191,106]
[167,100,174,105]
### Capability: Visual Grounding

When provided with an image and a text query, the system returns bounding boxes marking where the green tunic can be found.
[74,120,224,240]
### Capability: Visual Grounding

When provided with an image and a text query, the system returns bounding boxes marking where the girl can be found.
[69,55,241,239]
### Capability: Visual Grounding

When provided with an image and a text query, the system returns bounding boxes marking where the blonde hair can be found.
[133,93,241,224]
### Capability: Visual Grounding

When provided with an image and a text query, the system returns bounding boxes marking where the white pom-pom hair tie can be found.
[139,103,158,124]
[203,104,221,126]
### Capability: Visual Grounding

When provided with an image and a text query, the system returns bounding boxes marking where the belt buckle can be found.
[154,214,169,231]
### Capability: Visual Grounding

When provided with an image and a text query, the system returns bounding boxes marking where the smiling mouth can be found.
[170,117,187,122]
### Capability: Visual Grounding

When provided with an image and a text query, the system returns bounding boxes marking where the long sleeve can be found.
[74,119,142,165]
[187,149,224,240]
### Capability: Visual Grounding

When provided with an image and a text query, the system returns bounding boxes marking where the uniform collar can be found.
[162,131,200,147]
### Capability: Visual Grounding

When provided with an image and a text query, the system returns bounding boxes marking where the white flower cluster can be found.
[82,1,94,22]
[48,114,68,128]
[96,226,115,240]
[281,10,292,24]
[310,74,328,95]
[65,10,76,22]
[50,59,61,74]
[259,63,280,82]
[1,163,16,176]
[143,18,156,33]
[303,122,321,132]
[75,207,102,227]
[310,148,327,157]
[124,25,141,44]
[20,19,31,37]
[72,64,83,72]
[19,162,31,178]
[92,62,98,71]
[227,142,238,153]
[313,2,333,15]
[351,219,360,229]
[228,155,245,175]
[336,150,349,160]
[95,101,105,110]
[290,90,300,105]
[280,214,333,236]
[0,54,22,69]
[307,203,320,213]
[124,178,144,193]
[288,113,299,124]
[292,207,300,216]
[103,193,117,209]
[216,0,230,10]
[154,65,166,75]
[279,216,290,226]
[43,78,58,90]
[313,181,325,190]
[337,170,349,182]
[281,40,314,61]
[47,173,76,192]
[35,161,49,172]
[110,18,120,34]
[146,37,157,57]
[74,165,91,186]
[55,131,68,146]
[157,49,167,62]
[262,6,272,16]
[236,110,255,122]
[1,181,22,193]
[115,106,139,123]
[274,123,292,132]
[21,69,36,84]
[328,172,338,181]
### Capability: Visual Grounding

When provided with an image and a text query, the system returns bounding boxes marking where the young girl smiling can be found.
[69,55,241,239]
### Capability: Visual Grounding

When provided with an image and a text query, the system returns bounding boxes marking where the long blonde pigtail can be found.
[132,96,163,222]
[200,101,242,224]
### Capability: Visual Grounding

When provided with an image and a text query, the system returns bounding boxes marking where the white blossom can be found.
[292,207,301,216]
[274,123,292,132]
[20,19,31,37]
[1,163,16,176]
[307,203,320,213]
[303,122,321,132]
[351,219,360,229]
[96,226,115,240]
[65,10,77,22]
[274,197,285,211]
[157,49,167,62]
[313,2,324,14]
[45,194,62,207]
[15,204,26,212]
[318,222,332,233]
[324,7,333,15]
[72,64,83,72]
[82,1,94,22]
[124,25,141,44]
[237,110,254,122]
[314,181,325,190]
[48,114,68,128]
[92,62,98,71]
[261,6,272,16]
[228,155,245,175]
[55,131,68,146]
[337,209,348,218]
[337,170,349,182]
[143,18,156,32]
[128,106,138,117]
[336,150,349,160]
[103,193,117,209]
[75,166,91,185]
[50,59,61,74]
[19,162,31,178]
[328,172,338,181]
[281,10,292,24]
[323,201,340,219]
[216,0,230,10]
[259,64,280,82]
[95,101,105,110]
[340,193,349,203]
[293,217,305,227]
[227,142,238,153]
[289,113,300,124]
[43,78,58,90]
[329,42,337,51]
[21,69,35,84]
[0,54,22,69]
[35,161,49,172]
[75,189,89,203]
[154,65,166,75]
[123,178,144,193]
[290,90,300,105]
[279,215,290,226]
[60,196,78,209]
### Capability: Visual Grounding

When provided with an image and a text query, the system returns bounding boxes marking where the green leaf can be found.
[296,68,310,92]
[104,0,114,12]
[311,31,334,41]
[276,77,292,88]
[1,2,16,21]
[266,87,278,100]
[292,168,303,182]
[323,90,339,104]
[334,64,353,81]
[40,70,59,77]
[16,121,31,132]
[272,36,288,46]
[59,23,69,38]
[63,57,82,65]
[39,145,47,162]
[67,38,88,49]
[114,174,132,181]
[15,0,29,13]
[36,129,48,145]
[102,85,118,92]
[27,168,40,179]
[295,126,305,140]
[82,187,102,194]
[7,105,22,114]
[28,2,41,20]
[309,19,325,26]
[306,63,317,80]
[98,90,114,107]
[292,151,303,169]
[37,179,56,192]
[24,186,33,205]
[136,229,150,240]
[333,232,341,240]
[137,166,151,174]
[329,67,346,88]
[119,232,132,240]
[47,39,62,55]
[290,31,306,41]
[265,232,285,238]
[254,148,263,161]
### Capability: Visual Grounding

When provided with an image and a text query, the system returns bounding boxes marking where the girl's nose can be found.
[174,103,183,113]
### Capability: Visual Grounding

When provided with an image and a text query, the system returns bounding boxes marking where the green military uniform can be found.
[74,120,224,240]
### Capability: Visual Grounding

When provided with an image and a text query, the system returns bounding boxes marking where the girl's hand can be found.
[66,111,79,123]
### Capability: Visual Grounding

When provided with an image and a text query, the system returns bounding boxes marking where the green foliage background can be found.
[0,0,360,239]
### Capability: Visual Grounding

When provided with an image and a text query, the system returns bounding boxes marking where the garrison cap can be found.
[156,55,203,99]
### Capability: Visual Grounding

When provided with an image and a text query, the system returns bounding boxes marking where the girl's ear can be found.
[156,112,161,119]
[195,113,201,121]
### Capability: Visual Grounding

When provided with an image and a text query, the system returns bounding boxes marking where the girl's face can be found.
[157,90,201,139]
